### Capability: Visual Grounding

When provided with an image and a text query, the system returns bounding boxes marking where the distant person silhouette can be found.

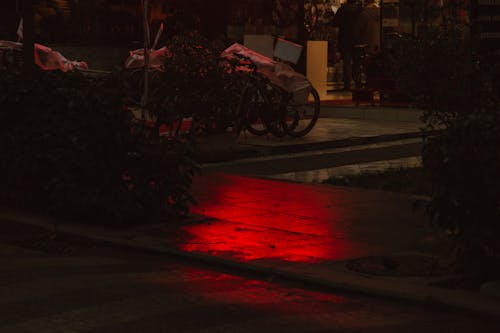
[357,0,381,55]
[332,0,363,90]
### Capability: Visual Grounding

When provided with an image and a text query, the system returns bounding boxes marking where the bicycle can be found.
[270,36,321,137]
[266,64,321,138]
[225,38,321,138]
[220,51,274,136]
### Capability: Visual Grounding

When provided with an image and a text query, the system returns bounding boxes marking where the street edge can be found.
[2,208,499,318]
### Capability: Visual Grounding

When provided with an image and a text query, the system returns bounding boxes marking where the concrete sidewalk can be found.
[203,138,422,181]
[2,173,500,317]
[236,117,422,150]
[199,113,426,182]
[196,113,424,163]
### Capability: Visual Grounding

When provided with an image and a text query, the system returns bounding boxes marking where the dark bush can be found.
[0,68,197,225]
[421,82,500,276]
[391,18,500,276]
[126,32,242,136]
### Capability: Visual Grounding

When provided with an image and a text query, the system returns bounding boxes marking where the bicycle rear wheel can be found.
[283,87,320,138]
[238,80,270,136]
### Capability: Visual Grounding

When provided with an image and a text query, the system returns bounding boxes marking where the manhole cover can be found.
[346,255,453,277]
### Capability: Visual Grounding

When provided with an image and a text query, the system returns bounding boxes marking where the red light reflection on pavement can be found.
[179,174,373,263]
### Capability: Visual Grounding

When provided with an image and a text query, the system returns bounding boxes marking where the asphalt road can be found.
[1,220,500,333]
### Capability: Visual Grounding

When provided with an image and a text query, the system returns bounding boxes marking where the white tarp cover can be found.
[34,44,88,72]
[221,43,311,103]
[0,41,88,72]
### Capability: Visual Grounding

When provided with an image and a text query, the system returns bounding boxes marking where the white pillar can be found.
[306,40,328,100]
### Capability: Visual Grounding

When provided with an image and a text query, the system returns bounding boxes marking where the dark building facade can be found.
[0,1,20,40]
[5,1,495,68]
[2,0,305,44]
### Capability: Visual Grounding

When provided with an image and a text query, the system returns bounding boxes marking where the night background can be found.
[0,0,500,332]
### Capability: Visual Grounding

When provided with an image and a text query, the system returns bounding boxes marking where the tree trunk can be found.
[22,0,35,74]
[142,0,150,108]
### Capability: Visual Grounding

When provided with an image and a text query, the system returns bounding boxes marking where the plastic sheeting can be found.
[34,44,88,72]
[221,43,277,72]
[221,43,312,104]
[121,42,313,104]
[0,41,88,72]
[124,47,172,71]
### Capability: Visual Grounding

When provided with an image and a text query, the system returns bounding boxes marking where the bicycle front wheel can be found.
[283,87,320,138]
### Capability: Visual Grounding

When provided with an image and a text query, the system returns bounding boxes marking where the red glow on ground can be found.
[179,174,370,263]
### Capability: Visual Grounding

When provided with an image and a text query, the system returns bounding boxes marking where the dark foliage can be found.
[126,32,242,137]
[390,13,500,276]
[0,68,197,225]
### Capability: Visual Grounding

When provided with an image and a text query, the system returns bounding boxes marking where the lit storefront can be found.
[6,1,482,91]
[5,1,475,47]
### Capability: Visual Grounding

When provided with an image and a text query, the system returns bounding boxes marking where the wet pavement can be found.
[4,108,496,320]
[196,110,424,164]
[184,173,440,264]
[267,156,422,183]
[203,138,422,182]
[2,171,500,315]
[237,117,421,149]
[2,221,500,333]
[197,111,425,182]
